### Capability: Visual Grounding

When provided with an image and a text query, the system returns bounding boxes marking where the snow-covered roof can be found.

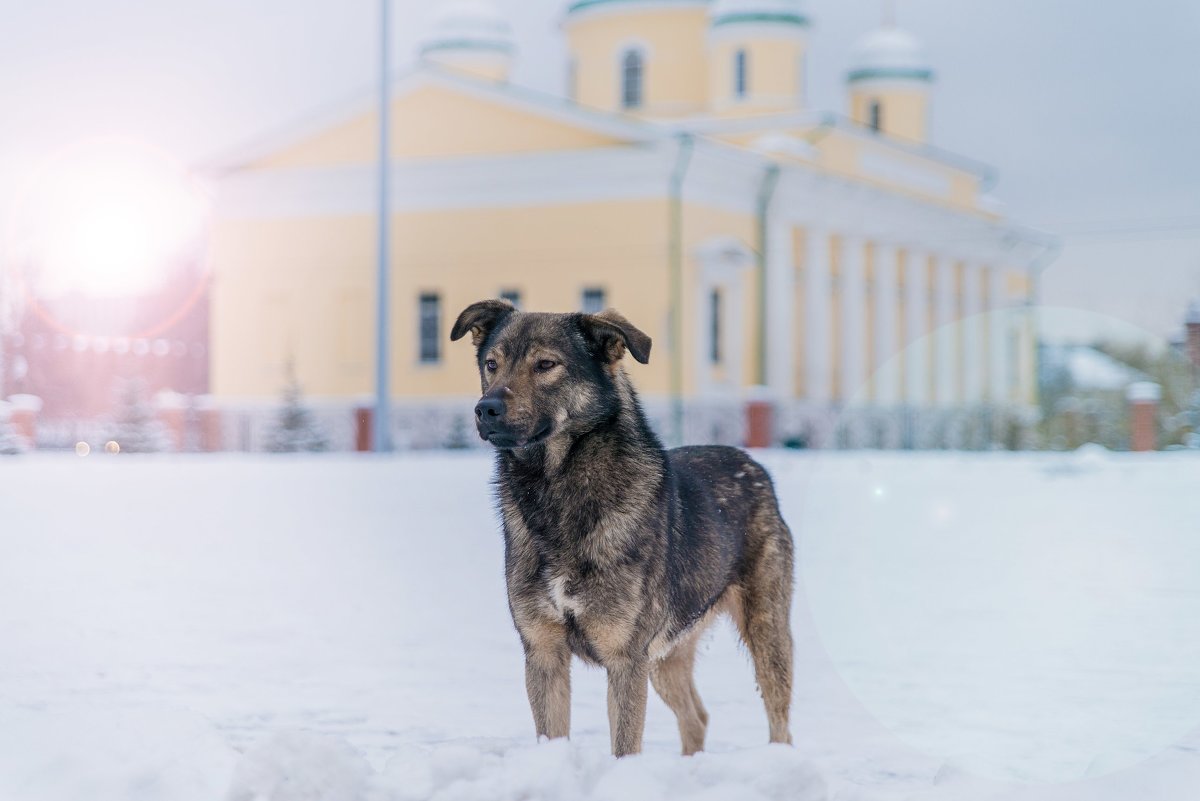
[709,0,809,27]
[1127,381,1162,403]
[1043,345,1148,392]
[847,25,933,83]
[1186,299,1200,325]
[419,0,515,57]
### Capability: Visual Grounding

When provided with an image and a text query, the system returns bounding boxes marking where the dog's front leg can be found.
[606,657,649,756]
[522,630,571,740]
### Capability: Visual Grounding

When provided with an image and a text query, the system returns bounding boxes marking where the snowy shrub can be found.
[0,402,26,455]
[108,378,171,453]
[264,373,329,453]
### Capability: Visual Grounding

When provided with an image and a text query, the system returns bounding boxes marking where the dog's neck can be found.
[498,369,664,481]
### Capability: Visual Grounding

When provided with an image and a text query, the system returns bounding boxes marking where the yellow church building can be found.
[206,0,1055,450]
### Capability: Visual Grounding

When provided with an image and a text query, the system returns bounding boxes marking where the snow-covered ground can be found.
[2,449,1199,800]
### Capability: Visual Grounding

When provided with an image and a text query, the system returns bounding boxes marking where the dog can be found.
[450,300,794,757]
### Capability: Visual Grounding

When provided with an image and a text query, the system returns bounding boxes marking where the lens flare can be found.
[10,137,210,298]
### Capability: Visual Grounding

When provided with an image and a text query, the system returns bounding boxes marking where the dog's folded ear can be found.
[580,309,652,365]
[451,299,517,347]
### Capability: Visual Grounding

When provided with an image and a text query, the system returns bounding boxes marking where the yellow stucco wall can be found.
[250,84,625,170]
[709,37,805,115]
[212,201,675,400]
[210,197,762,403]
[850,86,930,143]
[209,215,377,400]
[792,227,807,398]
[565,6,711,116]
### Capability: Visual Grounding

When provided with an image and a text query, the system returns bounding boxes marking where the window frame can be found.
[709,287,723,365]
[498,289,521,309]
[581,287,607,315]
[734,49,749,99]
[418,292,441,365]
[621,49,644,110]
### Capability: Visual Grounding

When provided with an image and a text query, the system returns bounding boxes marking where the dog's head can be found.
[450,300,651,450]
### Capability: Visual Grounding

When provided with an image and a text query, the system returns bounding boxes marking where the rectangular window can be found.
[418,293,440,364]
[581,287,606,314]
[710,288,722,365]
[621,50,643,109]
[734,50,748,98]
[499,289,521,309]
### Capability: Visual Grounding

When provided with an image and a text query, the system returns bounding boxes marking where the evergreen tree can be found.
[444,414,471,450]
[265,371,329,453]
[0,404,25,455]
[110,378,170,453]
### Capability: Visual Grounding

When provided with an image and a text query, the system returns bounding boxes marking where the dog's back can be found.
[661,445,792,641]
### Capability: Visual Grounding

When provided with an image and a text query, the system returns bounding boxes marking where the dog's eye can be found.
[484,359,498,372]
[535,360,558,372]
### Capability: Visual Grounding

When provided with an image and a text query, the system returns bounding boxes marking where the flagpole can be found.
[373,0,393,452]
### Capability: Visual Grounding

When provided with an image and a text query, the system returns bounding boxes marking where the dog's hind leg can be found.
[735,516,795,745]
[650,633,709,755]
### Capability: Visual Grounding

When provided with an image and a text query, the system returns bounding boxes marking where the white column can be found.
[840,236,867,401]
[765,220,794,397]
[804,228,832,405]
[989,268,1009,403]
[903,250,929,407]
[933,255,957,407]
[1016,286,1036,407]
[962,263,984,404]
[873,243,900,406]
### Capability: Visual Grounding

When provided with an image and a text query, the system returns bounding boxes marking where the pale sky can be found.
[2,0,1198,345]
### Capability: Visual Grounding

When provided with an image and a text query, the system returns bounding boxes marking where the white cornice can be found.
[212,134,1053,270]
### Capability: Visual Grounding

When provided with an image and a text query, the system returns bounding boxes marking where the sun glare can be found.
[13,139,210,298]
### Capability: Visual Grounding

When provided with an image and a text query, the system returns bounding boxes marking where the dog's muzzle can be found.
[475,395,516,445]
[475,397,550,449]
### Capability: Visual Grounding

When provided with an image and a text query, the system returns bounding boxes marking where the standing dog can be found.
[451,300,794,757]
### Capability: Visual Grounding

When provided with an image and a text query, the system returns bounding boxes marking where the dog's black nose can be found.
[475,397,506,421]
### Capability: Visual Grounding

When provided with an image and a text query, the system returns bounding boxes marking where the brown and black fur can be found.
[450,300,795,757]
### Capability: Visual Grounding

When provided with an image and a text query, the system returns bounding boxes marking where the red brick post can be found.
[156,392,187,452]
[1127,382,1161,452]
[199,408,224,452]
[745,387,774,449]
[8,394,42,448]
[354,407,373,452]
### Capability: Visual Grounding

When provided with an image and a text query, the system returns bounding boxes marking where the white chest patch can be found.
[548,574,579,617]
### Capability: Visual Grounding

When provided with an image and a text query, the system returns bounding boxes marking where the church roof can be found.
[847,26,933,83]
[1187,299,1200,325]
[566,0,707,16]
[709,0,809,27]
[419,1,515,56]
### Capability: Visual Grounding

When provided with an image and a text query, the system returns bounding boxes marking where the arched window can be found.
[621,49,644,109]
[869,99,883,132]
[734,49,749,98]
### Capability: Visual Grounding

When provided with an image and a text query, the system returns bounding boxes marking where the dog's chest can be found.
[546,573,579,617]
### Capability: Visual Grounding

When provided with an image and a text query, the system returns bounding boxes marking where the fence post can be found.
[1127,382,1161,452]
